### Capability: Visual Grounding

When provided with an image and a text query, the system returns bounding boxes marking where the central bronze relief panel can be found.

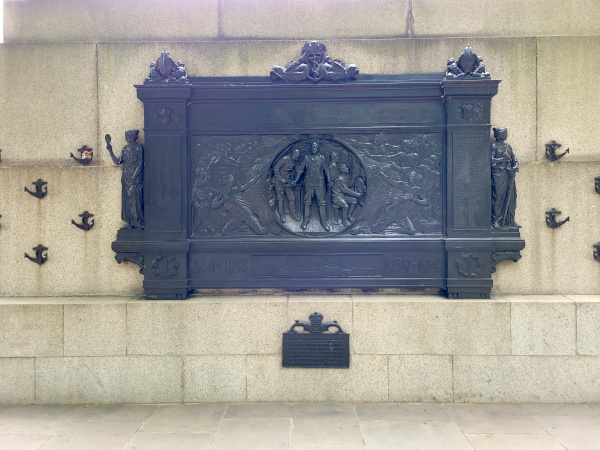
[191,133,441,239]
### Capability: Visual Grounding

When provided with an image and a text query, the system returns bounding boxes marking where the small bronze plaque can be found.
[282,312,349,368]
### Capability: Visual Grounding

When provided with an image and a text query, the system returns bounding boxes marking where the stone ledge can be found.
[0,295,598,404]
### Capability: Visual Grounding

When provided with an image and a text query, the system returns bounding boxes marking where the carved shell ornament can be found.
[271,41,359,83]
[445,46,490,79]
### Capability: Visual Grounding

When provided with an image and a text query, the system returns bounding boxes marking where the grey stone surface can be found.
[445,404,547,434]
[360,420,472,450]
[0,405,84,434]
[356,403,451,421]
[0,359,35,405]
[465,434,566,450]
[519,403,600,416]
[0,167,142,296]
[211,418,290,450]
[42,404,156,450]
[568,295,600,355]
[247,355,388,402]
[183,356,247,403]
[388,355,453,402]
[64,298,128,356]
[0,43,97,165]
[411,0,600,37]
[35,357,183,404]
[140,404,226,433]
[225,403,292,419]
[127,297,287,355]
[493,163,600,295]
[125,433,213,450]
[221,0,409,39]
[531,415,600,450]
[0,434,54,450]
[508,295,577,355]
[0,301,63,357]
[292,406,362,446]
[3,0,219,43]
[538,37,600,162]
[454,356,600,403]
[352,296,511,355]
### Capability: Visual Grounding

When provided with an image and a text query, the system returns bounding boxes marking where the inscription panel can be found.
[283,333,349,368]
[146,135,183,232]
[452,133,488,230]
[251,254,382,278]
[382,253,445,277]
[190,101,444,132]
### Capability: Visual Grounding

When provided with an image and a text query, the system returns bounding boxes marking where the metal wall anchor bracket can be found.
[25,179,48,198]
[72,211,95,231]
[545,140,569,161]
[594,243,600,262]
[70,145,93,165]
[25,244,48,265]
[546,208,570,228]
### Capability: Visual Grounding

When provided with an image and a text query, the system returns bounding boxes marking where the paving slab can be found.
[139,404,225,433]
[0,405,83,435]
[519,403,600,416]
[123,432,213,450]
[0,434,54,450]
[465,433,565,450]
[224,403,292,420]
[211,418,290,450]
[445,404,547,435]
[531,415,600,450]
[360,420,473,450]
[355,403,451,422]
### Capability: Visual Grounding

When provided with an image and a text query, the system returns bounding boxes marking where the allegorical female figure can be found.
[106,130,144,229]
[491,127,519,229]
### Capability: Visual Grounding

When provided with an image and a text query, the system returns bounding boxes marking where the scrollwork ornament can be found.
[151,253,179,278]
[445,46,490,79]
[271,41,358,83]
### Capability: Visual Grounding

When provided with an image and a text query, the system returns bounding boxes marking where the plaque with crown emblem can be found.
[282,312,349,368]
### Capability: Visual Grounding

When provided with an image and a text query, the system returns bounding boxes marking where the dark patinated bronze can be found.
[593,243,600,262]
[72,211,95,231]
[545,141,569,161]
[491,128,519,230]
[546,208,569,228]
[271,41,358,83]
[70,145,93,165]
[144,50,189,84]
[25,179,48,199]
[594,177,600,194]
[445,46,490,79]
[283,312,349,368]
[106,132,144,230]
[110,46,524,299]
[25,244,48,265]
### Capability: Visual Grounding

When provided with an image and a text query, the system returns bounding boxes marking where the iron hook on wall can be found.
[72,211,95,231]
[25,244,48,265]
[70,145,93,165]
[546,208,570,229]
[25,179,48,199]
[545,141,569,161]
